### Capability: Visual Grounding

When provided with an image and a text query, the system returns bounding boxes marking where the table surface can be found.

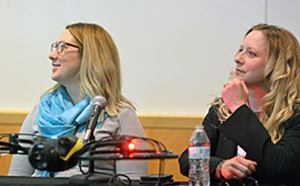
[0,176,287,186]
[0,176,185,186]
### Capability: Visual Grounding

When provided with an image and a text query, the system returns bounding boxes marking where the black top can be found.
[179,104,300,186]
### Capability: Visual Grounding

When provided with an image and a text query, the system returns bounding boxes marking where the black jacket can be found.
[179,104,300,186]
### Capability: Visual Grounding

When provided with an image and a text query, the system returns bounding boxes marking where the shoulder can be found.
[283,109,300,129]
[115,107,144,136]
[117,106,137,118]
[116,106,140,125]
[29,103,40,116]
[206,97,222,118]
[19,103,40,134]
[23,103,40,123]
[103,106,139,127]
[204,100,221,127]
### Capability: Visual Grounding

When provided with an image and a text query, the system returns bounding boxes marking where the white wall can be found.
[0,0,298,115]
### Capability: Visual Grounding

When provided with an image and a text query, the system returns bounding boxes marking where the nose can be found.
[234,51,244,65]
[49,49,58,61]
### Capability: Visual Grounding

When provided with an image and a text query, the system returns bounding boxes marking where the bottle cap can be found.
[195,125,203,129]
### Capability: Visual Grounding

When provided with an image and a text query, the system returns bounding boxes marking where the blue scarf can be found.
[36,87,109,177]
[36,87,92,138]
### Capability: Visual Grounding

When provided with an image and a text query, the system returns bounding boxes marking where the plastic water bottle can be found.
[188,125,210,186]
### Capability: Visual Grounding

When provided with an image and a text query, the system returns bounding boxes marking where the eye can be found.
[237,47,243,53]
[58,42,65,50]
[249,51,256,56]
[62,44,68,49]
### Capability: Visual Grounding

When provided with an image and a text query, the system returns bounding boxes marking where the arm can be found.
[178,148,189,177]
[115,107,148,180]
[178,105,225,178]
[8,104,39,176]
[220,105,300,180]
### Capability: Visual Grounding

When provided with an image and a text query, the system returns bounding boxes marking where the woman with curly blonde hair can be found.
[179,24,300,185]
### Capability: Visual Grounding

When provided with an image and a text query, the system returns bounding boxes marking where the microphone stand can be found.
[69,130,112,184]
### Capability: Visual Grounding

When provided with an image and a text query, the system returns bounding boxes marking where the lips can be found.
[52,64,61,71]
[236,68,246,74]
[52,63,60,67]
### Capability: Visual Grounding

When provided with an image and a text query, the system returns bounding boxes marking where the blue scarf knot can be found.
[36,87,92,138]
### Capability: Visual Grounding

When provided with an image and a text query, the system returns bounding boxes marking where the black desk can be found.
[0,176,179,186]
[0,176,287,186]
[0,176,71,186]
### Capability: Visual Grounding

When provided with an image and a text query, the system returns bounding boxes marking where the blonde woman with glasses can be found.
[8,22,148,179]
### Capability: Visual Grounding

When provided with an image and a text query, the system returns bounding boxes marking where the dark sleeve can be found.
[178,105,224,177]
[202,106,224,174]
[220,105,300,180]
[179,148,224,178]
[178,148,189,177]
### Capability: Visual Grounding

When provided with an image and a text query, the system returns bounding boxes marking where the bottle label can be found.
[188,146,210,159]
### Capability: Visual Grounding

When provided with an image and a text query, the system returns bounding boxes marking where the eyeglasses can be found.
[50,41,80,54]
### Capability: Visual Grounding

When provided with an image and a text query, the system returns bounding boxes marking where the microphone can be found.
[84,96,107,142]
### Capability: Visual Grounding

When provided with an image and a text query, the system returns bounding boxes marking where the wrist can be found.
[215,159,226,179]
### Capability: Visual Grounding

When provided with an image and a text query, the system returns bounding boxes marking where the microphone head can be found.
[92,96,107,108]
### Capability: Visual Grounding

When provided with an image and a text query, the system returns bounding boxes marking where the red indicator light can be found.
[128,142,135,151]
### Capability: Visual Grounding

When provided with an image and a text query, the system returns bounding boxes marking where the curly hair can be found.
[214,24,300,143]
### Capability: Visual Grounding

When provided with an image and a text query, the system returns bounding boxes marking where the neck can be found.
[64,84,83,105]
[247,85,268,112]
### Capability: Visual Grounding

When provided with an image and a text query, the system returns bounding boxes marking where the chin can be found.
[234,76,244,81]
[51,75,60,83]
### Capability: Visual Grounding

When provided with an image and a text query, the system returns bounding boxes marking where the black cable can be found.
[0,141,28,154]
[108,173,131,186]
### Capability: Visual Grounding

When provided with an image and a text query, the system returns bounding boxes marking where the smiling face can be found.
[234,30,269,89]
[48,29,81,88]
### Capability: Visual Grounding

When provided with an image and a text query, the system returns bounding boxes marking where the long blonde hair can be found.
[214,24,300,143]
[44,22,135,116]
